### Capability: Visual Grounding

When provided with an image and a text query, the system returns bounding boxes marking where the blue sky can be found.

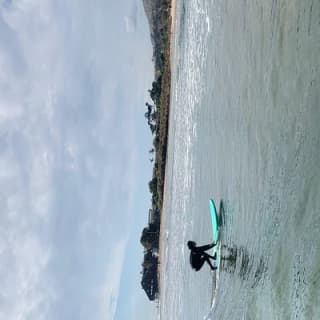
[0,0,157,319]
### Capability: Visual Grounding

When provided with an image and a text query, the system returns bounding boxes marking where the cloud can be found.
[0,2,59,318]
[99,239,128,320]
[124,3,138,33]
[0,187,54,319]
[124,17,135,33]
[0,0,153,319]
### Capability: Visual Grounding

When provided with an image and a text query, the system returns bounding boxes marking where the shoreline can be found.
[157,0,176,305]
[170,0,176,67]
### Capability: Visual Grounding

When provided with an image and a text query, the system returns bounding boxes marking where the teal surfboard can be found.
[209,199,219,244]
[209,199,222,308]
[209,199,221,268]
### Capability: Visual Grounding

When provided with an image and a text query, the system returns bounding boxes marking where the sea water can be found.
[159,0,320,319]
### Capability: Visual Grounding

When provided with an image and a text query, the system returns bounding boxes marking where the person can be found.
[187,241,217,271]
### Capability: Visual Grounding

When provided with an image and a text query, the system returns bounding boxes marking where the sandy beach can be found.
[157,0,176,299]
[169,0,177,67]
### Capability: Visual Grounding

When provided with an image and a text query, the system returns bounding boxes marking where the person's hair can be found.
[187,241,196,249]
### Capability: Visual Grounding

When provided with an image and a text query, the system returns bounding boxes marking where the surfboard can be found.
[209,199,221,307]
[209,199,221,286]
[209,199,219,244]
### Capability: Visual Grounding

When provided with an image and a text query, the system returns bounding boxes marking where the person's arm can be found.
[195,243,215,252]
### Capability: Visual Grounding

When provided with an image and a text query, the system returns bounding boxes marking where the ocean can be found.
[159,0,320,319]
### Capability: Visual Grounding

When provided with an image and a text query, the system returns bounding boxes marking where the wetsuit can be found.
[189,243,217,271]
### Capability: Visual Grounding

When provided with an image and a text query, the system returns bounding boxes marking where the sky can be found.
[0,0,157,319]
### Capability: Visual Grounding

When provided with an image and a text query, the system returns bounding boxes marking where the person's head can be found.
[187,241,196,249]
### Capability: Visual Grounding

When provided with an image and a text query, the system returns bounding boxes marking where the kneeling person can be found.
[187,241,217,271]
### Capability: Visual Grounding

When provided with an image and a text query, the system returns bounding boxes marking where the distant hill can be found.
[142,0,171,77]
[142,0,156,45]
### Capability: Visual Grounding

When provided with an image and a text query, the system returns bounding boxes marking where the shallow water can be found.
[160,0,320,319]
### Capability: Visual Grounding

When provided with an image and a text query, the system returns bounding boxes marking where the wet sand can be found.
[170,0,177,67]
[157,0,177,300]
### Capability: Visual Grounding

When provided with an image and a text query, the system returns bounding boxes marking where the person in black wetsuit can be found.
[187,241,217,271]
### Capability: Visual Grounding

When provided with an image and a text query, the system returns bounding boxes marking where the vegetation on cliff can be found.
[140,0,172,301]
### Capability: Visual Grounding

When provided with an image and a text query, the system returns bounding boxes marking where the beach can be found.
[159,0,320,319]
[169,0,177,67]
[157,0,177,299]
